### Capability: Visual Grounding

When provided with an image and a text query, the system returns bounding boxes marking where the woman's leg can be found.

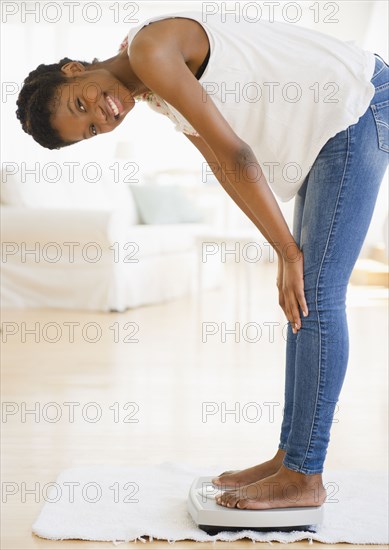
[282,55,389,475]
[278,173,309,451]
[217,55,388,508]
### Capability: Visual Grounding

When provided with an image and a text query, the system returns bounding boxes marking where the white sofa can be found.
[0,175,223,312]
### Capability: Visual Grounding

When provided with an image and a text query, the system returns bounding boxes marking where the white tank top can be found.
[124,10,376,202]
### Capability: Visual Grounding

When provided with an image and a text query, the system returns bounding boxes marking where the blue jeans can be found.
[278,53,389,474]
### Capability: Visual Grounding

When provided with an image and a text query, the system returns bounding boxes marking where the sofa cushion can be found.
[129,184,203,224]
[0,171,140,225]
[125,224,207,258]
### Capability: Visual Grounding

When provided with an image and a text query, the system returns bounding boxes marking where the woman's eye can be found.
[77,98,86,112]
[90,124,97,137]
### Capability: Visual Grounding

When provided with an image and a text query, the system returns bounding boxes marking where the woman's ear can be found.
[60,61,86,76]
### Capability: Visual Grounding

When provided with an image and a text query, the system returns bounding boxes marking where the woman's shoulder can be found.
[118,12,205,55]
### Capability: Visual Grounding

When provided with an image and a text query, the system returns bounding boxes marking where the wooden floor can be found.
[1,261,388,549]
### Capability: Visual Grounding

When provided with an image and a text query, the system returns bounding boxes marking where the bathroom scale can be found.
[188,476,324,535]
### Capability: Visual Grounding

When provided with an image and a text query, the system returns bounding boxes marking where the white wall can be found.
[1,1,387,251]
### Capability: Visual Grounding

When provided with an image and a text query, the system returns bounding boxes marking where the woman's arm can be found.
[185,133,303,332]
[184,133,281,256]
[223,146,309,331]
[131,44,307,330]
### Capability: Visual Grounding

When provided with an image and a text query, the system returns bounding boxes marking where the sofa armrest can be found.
[0,206,129,246]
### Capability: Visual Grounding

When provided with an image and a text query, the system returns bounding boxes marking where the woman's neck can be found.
[88,50,151,99]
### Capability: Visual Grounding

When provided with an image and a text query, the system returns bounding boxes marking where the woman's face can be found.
[50,62,135,143]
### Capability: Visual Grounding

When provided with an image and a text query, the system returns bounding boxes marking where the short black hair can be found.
[16,58,93,150]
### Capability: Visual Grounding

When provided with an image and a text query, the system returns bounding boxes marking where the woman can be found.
[16,11,388,510]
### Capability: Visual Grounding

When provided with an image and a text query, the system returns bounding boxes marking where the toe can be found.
[216,495,228,507]
[212,470,236,485]
[236,498,249,509]
[221,490,240,508]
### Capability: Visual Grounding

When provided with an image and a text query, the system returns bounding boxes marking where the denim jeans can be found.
[278,53,389,474]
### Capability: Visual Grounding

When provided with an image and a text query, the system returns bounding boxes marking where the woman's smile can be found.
[104,93,123,119]
[50,67,136,142]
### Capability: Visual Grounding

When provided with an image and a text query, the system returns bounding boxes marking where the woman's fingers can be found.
[298,289,309,318]
[287,291,301,333]
[282,248,308,333]
[284,302,294,333]
[285,286,307,333]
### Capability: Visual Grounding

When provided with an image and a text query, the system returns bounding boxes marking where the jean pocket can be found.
[370,99,389,152]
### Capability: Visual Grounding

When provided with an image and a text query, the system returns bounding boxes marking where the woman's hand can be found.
[278,248,308,334]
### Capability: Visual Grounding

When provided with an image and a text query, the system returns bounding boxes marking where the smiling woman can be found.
[15,16,213,150]
[16,57,137,147]
[49,62,134,142]
[14,8,389,517]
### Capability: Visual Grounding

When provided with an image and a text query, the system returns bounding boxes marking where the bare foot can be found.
[216,464,327,509]
[212,449,286,489]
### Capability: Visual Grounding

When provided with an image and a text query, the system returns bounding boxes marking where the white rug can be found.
[32,462,388,544]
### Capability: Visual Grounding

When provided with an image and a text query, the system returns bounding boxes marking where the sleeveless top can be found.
[119,11,376,202]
